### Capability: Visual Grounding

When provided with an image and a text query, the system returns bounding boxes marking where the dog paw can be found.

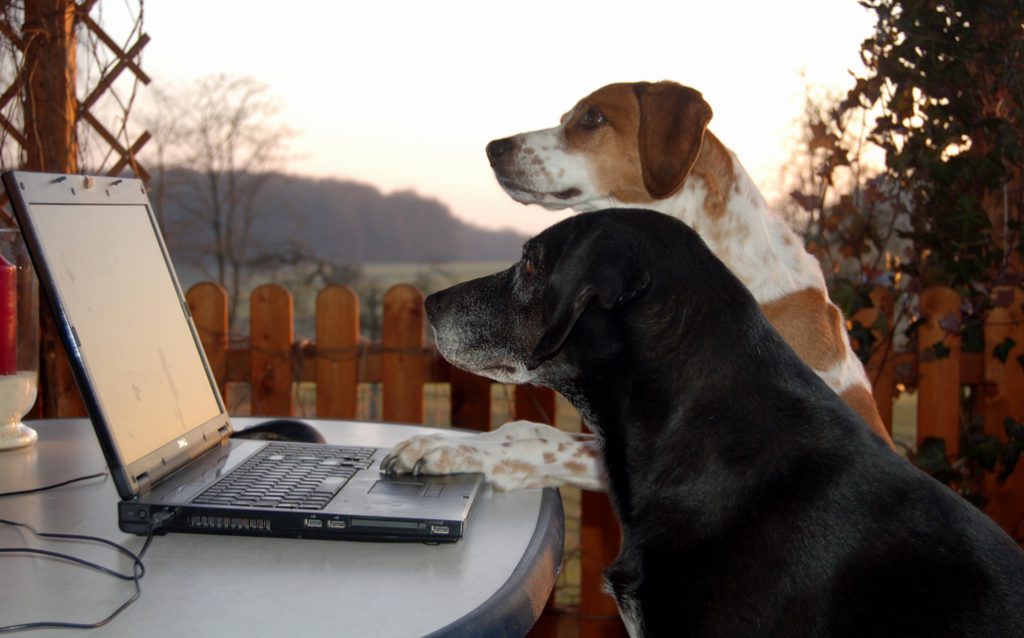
[380,433,485,477]
[380,421,606,491]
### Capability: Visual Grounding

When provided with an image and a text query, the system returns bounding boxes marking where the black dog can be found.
[424,209,1024,637]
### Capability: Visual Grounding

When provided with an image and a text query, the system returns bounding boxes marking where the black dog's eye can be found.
[578,107,607,129]
[523,259,536,276]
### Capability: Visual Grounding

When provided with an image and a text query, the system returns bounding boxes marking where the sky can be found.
[103,0,877,235]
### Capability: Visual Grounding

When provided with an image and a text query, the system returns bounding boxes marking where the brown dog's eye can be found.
[579,107,607,129]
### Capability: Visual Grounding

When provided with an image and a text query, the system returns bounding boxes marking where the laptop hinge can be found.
[218,424,230,442]
[136,472,153,495]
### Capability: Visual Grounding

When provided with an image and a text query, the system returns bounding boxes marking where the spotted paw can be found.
[380,433,484,477]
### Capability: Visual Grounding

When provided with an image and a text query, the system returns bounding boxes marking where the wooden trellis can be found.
[77,7,152,180]
[1,0,151,417]
[1,0,151,196]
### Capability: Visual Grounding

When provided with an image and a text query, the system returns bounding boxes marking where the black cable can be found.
[0,518,148,581]
[0,471,107,497]
[0,525,155,633]
[0,474,172,633]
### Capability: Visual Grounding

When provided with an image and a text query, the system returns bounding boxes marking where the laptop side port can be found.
[303,518,323,528]
[327,519,346,529]
[430,524,450,535]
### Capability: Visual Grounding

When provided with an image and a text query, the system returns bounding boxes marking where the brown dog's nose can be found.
[486,138,513,163]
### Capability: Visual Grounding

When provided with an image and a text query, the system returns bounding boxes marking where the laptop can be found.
[2,170,484,542]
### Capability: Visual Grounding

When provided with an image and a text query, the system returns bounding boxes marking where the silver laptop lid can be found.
[3,171,231,499]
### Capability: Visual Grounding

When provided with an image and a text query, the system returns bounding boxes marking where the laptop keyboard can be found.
[192,442,376,510]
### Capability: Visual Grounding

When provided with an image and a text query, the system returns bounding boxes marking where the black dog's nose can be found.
[486,138,513,163]
[424,291,445,320]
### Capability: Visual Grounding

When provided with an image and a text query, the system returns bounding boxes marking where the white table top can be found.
[0,418,564,637]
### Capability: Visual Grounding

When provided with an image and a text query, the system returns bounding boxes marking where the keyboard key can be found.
[193,443,376,510]
[315,476,348,495]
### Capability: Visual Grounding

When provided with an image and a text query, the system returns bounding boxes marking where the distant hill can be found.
[152,168,527,264]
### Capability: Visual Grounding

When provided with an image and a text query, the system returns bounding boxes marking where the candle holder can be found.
[0,226,38,450]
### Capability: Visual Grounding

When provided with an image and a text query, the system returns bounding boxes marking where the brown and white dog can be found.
[381,80,893,490]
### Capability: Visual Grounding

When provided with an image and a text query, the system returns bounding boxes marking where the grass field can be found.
[363,260,511,291]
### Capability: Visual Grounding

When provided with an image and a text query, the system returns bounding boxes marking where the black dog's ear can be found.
[526,267,623,371]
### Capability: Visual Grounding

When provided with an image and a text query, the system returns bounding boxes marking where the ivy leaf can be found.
[964,432,1002,473]
[998,419,1024,482]
[992,289,1016,308]
[808,120,835,151]
[847,320,875,365]
[790,190,821,213]
[993,338,1016,364]
[1004,418,1024,443]
[938,313,962,334]
[913,437,953,478]
[931,340,951,360]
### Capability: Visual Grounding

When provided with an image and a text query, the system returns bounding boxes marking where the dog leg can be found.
[380,420,606,491]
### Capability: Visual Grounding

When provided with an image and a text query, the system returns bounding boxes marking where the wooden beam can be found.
[80,110,153,181]
[0,19,24,51]
[0,111,26,147]
[78,13,150,84]
[106,130,152,180]
[0,72,22,111]
[76,0,101,16]
[22,0,86,418]
[0,193,12,227]
[79,109,124,154]
[22,0,78,173]
[79,32,150,111]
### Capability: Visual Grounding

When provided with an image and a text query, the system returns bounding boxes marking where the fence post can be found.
[316,285,360,419]
[917,286,962,455]
[983,286,1024,434]
[381,284,425,423]
[450,368,492,431]
[186,282,229,396]
[250,284,294,416]
[853,286,895,433]
[579,490,623,638]
[982,286,1024,538]
[514,386,556,425]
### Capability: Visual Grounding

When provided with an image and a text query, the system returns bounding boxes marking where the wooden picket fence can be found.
[852,284,1024,542]
[850,285,1024,453]
[185,280,1024,638]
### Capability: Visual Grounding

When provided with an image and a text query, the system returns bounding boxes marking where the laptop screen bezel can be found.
[3,171,233,500]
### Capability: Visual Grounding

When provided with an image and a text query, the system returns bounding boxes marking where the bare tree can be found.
[150,74,295,327]
[136,83,187,234]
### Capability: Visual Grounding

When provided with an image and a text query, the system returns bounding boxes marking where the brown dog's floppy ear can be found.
[634,82,713,199]
[526,268,624,371]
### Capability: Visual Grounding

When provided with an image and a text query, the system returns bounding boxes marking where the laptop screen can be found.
[24,199,223,466]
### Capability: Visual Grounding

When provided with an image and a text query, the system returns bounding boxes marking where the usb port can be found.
[327,519,346,529]
[304,518,323,528]
[430,525,450,535]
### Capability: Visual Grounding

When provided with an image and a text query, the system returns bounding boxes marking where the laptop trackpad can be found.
[369,480,443,497]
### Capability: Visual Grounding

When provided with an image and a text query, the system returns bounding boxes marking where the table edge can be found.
[426,487,565,638]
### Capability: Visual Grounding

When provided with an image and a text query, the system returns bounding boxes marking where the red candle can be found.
[0,254,15,375]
